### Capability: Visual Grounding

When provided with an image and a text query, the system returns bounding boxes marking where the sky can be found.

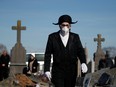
[0,0,116,60]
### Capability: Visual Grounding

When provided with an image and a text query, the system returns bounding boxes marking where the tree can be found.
[0,43,7,55]
[103,46,116,58]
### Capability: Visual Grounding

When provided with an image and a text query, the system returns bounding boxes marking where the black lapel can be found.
[55,31,65,48]
[66,32,74,50]
[55,31,74,50]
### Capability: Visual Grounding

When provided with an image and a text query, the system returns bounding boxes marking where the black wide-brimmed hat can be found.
[53,15,78,25]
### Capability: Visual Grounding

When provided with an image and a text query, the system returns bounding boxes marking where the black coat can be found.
[28,59,38,73]
[44,31,86,85]
[98,58,113,70]
[0,54,10,80]
[0,54,10,69]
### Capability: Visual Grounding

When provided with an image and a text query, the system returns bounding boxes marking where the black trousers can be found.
[0,68,9,81]
[52,72,76,87]
[52,78,76,87]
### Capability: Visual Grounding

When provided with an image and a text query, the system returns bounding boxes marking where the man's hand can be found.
[45,71,51,81]
[81,63,88,73]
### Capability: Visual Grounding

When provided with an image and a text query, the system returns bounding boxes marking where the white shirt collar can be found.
[59,32,69,47]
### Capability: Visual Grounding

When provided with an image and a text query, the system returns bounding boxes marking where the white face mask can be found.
[61,26,70,36]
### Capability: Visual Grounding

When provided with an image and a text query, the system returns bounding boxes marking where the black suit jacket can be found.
[44,31,86,74]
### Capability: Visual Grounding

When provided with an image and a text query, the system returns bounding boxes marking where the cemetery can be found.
[0,20,116,87]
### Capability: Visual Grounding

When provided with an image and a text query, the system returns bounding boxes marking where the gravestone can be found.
[77,58,81,77]
[84,45,89,63]
[83,68,116,87]
[77,46,88,77]
[10,20,26,74]
[94,34,105,71]
[87,60,93,73]
[76,47,89,86]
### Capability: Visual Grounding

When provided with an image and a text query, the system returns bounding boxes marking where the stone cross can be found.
[94,34,105,71]
[12,20,26,44]
[94,34,105,48]
[10,20,26,74]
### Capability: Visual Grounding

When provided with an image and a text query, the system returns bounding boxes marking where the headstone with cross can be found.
[93,34,105,71]
[12,20,26,44]
[94,34,105,49]
[10,20,26,74]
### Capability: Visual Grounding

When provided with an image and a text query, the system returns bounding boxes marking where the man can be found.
[0,50,10,81]
[98,51,113,70]
[44,15,88,87]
